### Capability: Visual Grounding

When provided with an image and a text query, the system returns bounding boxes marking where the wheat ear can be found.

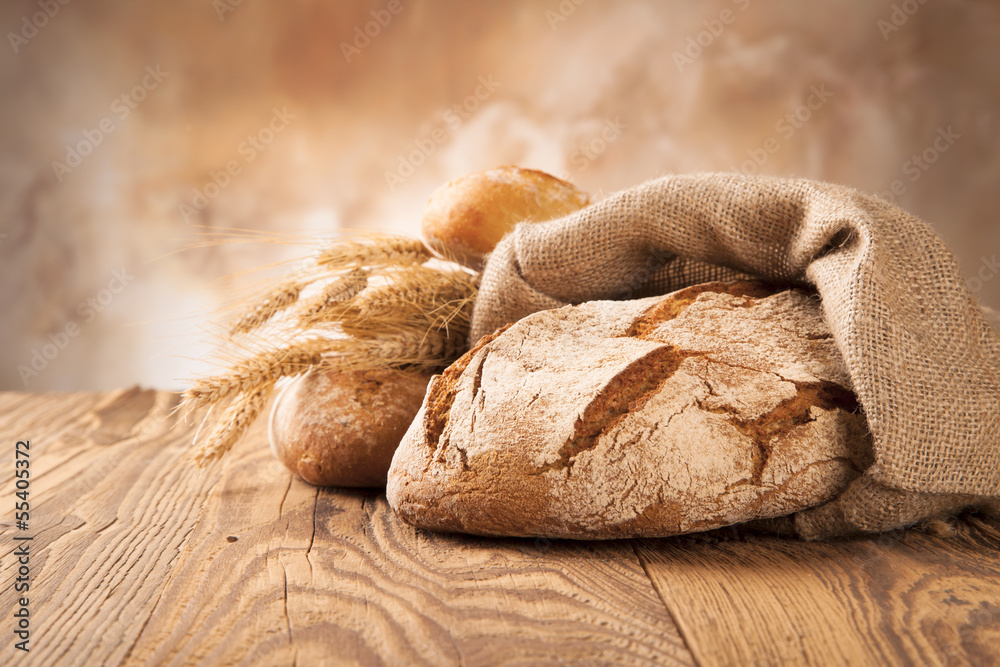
[340,267,478,329]
[228,277,306,335]
[185,234,482,462]
[314,236,429,269]
[317,328,469,371]
[192,387,269,464]
[182,337,335,412]
[297,268,369,327]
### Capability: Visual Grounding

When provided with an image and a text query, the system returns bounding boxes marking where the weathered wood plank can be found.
[126,440,692,666]
[634,520,1000,666]
[14,388,997,667]
[0,390,693,666]
[1,388,219,666]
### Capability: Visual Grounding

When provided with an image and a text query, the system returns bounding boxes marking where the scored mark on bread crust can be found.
[626,280,786,338]
[697,377,860,485]
[545,343,860,479]
[547,345,696,473]
[423,325,512,450]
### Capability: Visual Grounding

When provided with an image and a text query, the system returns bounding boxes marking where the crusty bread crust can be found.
[387,281,873,538]
[270,368,431,487]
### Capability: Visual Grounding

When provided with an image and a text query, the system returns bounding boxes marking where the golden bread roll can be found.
[421,166,590,269]
[269,367,432,487]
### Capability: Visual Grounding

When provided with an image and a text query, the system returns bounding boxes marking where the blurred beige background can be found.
[1,0,998,391]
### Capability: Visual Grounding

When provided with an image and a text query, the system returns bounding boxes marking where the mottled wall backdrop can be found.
[2,0,998,390]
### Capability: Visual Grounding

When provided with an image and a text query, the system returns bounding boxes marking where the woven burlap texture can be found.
[470,172,1000,539]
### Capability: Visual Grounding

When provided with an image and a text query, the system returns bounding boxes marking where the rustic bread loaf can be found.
[269,368,432,487]
[420,166,590,270]
[386,281,874,538]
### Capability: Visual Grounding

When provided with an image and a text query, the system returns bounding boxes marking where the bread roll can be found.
[387,281,874,538]
[269,367,432,487]
[420,166,590,269]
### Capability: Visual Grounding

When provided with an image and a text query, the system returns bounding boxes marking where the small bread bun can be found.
[421,166,590,269]
[268,367,431,487]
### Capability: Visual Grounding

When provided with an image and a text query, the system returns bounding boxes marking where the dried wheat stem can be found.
[193,386,270,464]
[297,268,369,327]
[343,267,477,328]
[183,337,335,411]
[314,237,429,270]
[339,298,474,341]
[425,293,478,333]
[320,328,468,371]
[186,234,482,461]
[229,277,306,335]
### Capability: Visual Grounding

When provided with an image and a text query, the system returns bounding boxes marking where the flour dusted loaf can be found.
[386,281,874,538]
[270,368,432,487]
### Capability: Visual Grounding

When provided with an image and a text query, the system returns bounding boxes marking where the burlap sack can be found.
[470,173,1000,540]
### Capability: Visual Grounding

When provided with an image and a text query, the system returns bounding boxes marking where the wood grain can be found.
[4,389,999,667]
[0,389,692,666]
[634,521,1000,667]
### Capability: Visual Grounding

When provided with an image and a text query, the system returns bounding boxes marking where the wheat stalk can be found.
[341,267,478,329]
[186,234,480,463]
[317,328,469,371]
[228,277,307,335]
[314,236,429,269]
[297,268,369,327]
[183,337,335,412]
[192,387,269,464]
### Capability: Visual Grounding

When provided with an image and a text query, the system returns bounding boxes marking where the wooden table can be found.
[2,388,999,666]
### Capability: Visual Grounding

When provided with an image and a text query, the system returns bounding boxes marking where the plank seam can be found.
[630,540,704,667]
